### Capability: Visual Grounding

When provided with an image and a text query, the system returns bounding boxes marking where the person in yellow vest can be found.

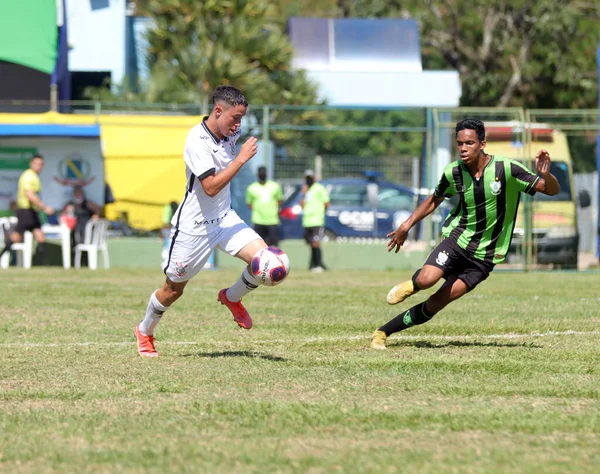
[301,169,330,272]
[246,166,283,247]
[0,154,54,264]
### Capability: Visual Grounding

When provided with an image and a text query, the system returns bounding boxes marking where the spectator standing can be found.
[246,166,283,247]
[300,169,329,272]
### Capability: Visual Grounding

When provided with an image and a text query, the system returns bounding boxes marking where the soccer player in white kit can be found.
[135,85,287,357]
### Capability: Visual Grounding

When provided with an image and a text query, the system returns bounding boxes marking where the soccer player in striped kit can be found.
[371,118,560,349]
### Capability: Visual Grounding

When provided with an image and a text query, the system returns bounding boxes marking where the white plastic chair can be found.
[0,217,33,269]
[0,217,11,269]
[74,219,110,270]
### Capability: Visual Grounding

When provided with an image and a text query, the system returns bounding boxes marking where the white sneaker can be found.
[311,266,324,273]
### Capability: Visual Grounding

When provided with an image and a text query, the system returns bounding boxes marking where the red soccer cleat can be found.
[218,288,253,329]
[135,323,159,357]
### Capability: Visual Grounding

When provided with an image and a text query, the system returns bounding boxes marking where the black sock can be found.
[314,247,323,268]
[35,243,47,265]
[0,241,12,258]
[310,247,317,269]
[411,269,422,290]
[378,302,435,336]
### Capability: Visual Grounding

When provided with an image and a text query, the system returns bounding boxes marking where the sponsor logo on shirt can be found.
[194,211,229,227]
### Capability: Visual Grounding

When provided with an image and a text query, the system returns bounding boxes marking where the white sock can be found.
[139,290,169,336]
[226,267,261,302]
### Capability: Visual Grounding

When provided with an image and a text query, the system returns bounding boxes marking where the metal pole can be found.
[262,105,269,167]
[424,107,434,243]
[523,109,533,271]
[315,155,323,180]
[50,84,58,112]
[596,38,600,262]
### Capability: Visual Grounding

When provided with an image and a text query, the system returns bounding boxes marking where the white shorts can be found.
[163,210,261,282]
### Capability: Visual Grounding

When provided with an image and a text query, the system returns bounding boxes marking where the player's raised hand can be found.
[239,137,258,163]
[535,149,551,175]
[387,225,409,253]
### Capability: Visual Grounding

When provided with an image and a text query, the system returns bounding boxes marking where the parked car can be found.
[278,174,429,241]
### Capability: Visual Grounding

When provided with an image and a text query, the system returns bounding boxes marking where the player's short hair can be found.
[30,153,43,162]
[212,85,248,108]
[455,118,486,142]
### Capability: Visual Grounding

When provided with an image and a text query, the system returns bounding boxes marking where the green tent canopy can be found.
[0,1,57,74]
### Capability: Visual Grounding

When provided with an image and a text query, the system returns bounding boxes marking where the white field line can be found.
[0,330,599,349]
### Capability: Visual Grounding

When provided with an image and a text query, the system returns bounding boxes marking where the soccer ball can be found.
[251,246,290,286]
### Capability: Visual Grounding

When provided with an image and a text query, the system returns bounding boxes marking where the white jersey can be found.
[172,118,242,235]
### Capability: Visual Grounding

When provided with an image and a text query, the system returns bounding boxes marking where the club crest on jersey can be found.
[174,262,188,277]
[436,251,449,266]
[490,180,502,196]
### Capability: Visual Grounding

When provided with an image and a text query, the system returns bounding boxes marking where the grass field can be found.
[1,267,599,473]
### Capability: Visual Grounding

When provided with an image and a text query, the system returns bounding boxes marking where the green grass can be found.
[0,267,599,473]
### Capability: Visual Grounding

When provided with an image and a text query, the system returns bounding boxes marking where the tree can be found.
[258,105,427,184]
[124,0,320,111]
[333,0,600,109]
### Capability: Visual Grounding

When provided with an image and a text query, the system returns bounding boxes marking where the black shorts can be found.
[424,238,495,291]
[254,224,279,247]
[14,208,42,234]
[304,226,324,245]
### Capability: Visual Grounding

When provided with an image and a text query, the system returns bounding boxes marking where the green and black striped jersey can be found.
[434,155,539,264]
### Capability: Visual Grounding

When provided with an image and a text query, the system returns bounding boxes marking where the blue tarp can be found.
[0,124,100,137]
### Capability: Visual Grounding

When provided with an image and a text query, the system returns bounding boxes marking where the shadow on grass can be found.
[181,350,286,361]
[390,340,542,349]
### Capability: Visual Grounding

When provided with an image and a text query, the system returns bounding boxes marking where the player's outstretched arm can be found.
[387,194,444,253]
[534,149,560,196]
[201,137,258,197]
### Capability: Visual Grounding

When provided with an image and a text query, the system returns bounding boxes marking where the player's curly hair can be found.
[212,85,248,107]
[455,118,486,142]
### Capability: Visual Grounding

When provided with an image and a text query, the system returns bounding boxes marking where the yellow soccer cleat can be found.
[370,330,387,350]
[386,280,417,305]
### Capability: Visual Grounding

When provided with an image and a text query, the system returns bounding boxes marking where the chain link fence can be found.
[250,105,427,184]
[526,110,599,269]
[0,102,598,270]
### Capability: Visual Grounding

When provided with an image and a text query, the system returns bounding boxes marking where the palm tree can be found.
[137,0,319,111]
